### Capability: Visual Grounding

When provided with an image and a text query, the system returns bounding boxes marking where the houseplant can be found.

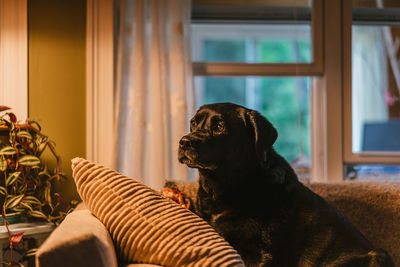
[0,106,77,266]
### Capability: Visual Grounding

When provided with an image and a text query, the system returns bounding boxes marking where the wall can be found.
[28,0,86,202]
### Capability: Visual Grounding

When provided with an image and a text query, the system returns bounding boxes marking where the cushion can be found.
[308,182,400,266]
[171,181,400,265]
[36,206,118,267]
[71,158,244,267]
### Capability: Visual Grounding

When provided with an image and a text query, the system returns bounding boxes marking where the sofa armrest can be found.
[36,205,118,267]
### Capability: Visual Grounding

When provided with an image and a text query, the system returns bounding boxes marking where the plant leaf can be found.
[0,155,7,171]
[39,165,49,176]
[6,171,20,186]
[5,194,24,209]
[19,201,33,211]
[37,142,48,156]
[8,113,17,123]
[22,196,42,205]
[45,181,52,204]
[18,155,40,166]
[0,146,16,155]
[26,118,42,132]
[17,130,32,140]
[0,106,10,112]
[29,210,47,219]
[25,248,38,257]
[0,186,6,196]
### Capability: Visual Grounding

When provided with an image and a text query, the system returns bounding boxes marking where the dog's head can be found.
[178,103,278,174]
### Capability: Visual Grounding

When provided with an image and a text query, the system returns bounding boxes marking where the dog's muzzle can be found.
[179,135,194,150]
[178,133,219,170]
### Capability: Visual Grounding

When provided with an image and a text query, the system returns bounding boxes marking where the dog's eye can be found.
[190,120,196,130]
[215,122,225,133]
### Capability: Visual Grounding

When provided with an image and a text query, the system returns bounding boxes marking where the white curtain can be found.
[352,26,388,152]
[114,0,194,189]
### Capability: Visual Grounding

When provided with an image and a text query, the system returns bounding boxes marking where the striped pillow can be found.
[71,158,244,267]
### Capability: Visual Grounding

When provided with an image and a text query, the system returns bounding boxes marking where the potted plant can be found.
[0,106,77,266]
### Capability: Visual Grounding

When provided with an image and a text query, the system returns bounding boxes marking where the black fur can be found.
[178,103,394,267]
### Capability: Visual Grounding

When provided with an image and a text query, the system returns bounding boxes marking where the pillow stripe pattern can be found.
[71,158,244,267]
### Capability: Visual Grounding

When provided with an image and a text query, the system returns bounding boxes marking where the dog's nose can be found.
[179,136,192,149]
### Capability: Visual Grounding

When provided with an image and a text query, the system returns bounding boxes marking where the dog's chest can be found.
[210,211,227,226]
[209,211,276,266]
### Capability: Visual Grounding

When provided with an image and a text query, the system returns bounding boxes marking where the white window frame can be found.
[0,0,28,121]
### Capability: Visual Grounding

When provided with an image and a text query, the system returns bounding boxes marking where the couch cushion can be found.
[171,180,400,265]
[71,158,244,267]
[308,182,400,266]
[36,207,118,267]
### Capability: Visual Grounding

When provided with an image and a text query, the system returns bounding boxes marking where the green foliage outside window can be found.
[200,38,311,162]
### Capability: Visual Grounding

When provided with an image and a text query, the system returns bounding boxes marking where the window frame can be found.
[192,0,400,182]
[342,0,400,165]
[192,0,323,76]
[192,0,341,183]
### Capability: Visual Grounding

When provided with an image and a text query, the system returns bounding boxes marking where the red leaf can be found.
[0,106,10,112]
[10,232,24,247]
[8,113,17,123]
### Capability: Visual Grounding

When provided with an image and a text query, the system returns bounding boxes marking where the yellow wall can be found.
[28,0,86,202]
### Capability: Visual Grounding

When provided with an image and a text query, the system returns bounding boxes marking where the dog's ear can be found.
[245,110,278,170]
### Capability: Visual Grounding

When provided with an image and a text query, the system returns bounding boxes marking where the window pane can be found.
[192,24,312,63]
[352,20,400,153]
[194,76,311,179]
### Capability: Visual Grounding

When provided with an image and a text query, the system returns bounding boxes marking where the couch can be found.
[35,181,400,267]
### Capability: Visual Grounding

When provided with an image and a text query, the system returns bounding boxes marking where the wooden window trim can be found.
[192,0,323,77]
[342,0,400,165]
[311,0,344,182]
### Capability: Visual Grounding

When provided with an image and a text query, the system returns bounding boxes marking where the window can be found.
[192,0,323,77]
[191,0,323,181]
[194,76,311,163]
[342,0,400,180]
[193,0,400,182]
[351,1,400,155]
[192,24,312,63]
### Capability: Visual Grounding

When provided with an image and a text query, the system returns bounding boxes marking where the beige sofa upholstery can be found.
[36,181,400,267]
[35,203,160,267]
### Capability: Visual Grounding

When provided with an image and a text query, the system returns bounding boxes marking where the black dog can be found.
[178,103,394,267]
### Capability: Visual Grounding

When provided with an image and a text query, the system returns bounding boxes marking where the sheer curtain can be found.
[114,0,194,189]
[352,26,388,152]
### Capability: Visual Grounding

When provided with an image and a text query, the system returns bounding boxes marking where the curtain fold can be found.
[114,0,193,189]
